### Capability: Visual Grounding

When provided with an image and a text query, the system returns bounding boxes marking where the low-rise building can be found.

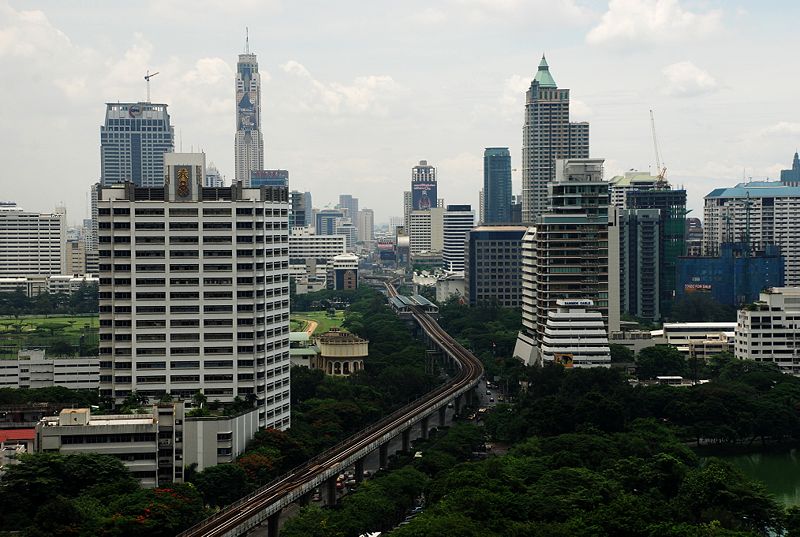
[312,328,367,376]
[651,322,737,357]
[0,428,35,469]
[436,272,466,303]
[0,350,99,390]
[0,275,98,297]
[539,299,610,368]
[289,332,317,368]
[735,287,800,374]
[330,253,359,290]
[35,402,260,487]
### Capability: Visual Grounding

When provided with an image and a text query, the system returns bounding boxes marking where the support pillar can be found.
[325,475,337,506]
[455,394,463,414]
[267,509,281,537]
[355,457,365,484]
[421,416,430,440]
[439,405,447,427]
[379,443,388,469]
[298,491,312,506]
[401,429,411,452]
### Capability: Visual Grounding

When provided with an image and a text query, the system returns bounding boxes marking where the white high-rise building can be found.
[97,153,291,429]
[409,207,444,254]
[540,299,611,368]
[403,191,412,229]
[735,287,800,375]
[0,202,67,277]
[205,164,225,187]
[289,227,347,262]
[514,159,619,366]
[357,209,375,243]
[442,205,474,273]
[234,43,264,186]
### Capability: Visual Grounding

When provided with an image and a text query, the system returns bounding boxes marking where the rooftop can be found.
[316,328,367,344]
[705,181,800,199]
[0,428,35,443]
[533,55,557,88]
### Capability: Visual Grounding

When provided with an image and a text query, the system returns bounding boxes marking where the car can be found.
[489,397,495,403]
[486,390,491,395]
[447,402,454,408]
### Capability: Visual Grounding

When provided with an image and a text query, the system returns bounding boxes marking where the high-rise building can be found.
[608,171,660,209]
[539,299,611,368]
[704,181,800,285]
[289,190,307,228]
[235,45,264,186]
[483,148,512,224]
[521,56,589,223]
[515,159,619,366]
[250,170,288,187]
[442,205,474,273]
[686,217,703,256]
[335,221,357,251]
[315,209,345,235]
[338,195,359,223]
[409,208,444,254]
[100,102,174,187]
[96,153,291,429]
[403,191,412,229]
[478,190,485,224]
[205,165,225,187]
[465,226,527,307]
[411,160,437,211]
[625,187,686,316]
[780,152,800,185]
[289,227,347,263]
[0,202,66,277]
[619,209,661,321]
[357,209,374,243]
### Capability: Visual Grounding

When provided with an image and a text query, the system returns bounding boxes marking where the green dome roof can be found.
[534,55,557,88]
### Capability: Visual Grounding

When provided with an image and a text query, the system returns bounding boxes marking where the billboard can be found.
[412,181,437,210]
[684,283,712,294]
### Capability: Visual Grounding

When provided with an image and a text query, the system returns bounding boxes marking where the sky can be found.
[1,0,799,226]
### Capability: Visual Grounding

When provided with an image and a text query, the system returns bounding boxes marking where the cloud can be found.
[412,7,447,25]
[661,61,718,97]
[587,0,723,46]
[280,60,400,116]
[759,122,800,138]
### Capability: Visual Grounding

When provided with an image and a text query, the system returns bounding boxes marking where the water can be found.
[724,449,800,506]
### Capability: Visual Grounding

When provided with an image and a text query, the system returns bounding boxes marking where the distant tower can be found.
[483,148,512,224]
[235,30,264,186]
[411,160,437,211]
[521,55,589,223]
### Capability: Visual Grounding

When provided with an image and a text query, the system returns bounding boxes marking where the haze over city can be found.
[1,0,798,223]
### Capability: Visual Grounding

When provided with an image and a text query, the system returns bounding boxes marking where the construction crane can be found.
[650,109,668,187]
[144,70,159,103]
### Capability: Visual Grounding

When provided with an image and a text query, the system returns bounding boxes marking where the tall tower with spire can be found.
[521,55,589,223]
[235,29,264,186]
[780,151,800,185]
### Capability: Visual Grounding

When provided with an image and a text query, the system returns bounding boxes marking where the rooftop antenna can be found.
[144,70,159,103]
[245,27,250,53]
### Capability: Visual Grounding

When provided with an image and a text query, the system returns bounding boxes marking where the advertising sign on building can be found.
[412,181,437,210]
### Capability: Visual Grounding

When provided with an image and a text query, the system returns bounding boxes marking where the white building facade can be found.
[0,202,67,277]
[234,51,264,186]
[735,287,800,374]
[442,205,474,273]
[97,154,290,429]
[409,207,444,255]
[540,299,611,368]
[0,350,99,390]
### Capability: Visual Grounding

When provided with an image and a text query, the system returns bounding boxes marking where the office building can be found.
[251,170,288,187]
[315,209,345,236]
[780,152,800,185]
[515,159,619,365]
[411,160,437,211]
[205,165,224,187]
[676,242,784,307]
[686,217,703,256]
[609,171,660,209]
[521,56,589,223]
[338,195,359,223]
[289,190,311,229]
[0,202,66,277]
[357,209,374,243]
[483,148,512,224]
[465,226,526,307]
[540,299,611,368]
[96,153,291,430]
[100,102,174,187]
[403,191,412,229]
[409,207,444,254]
[289,227,347,263]
[235,45,264,185]
[330,253,358,290]
[704,181,800,285]
[442,204,474,273]
[478,190,485,224]
[735,287,800,375]
[619,209,661,321]
[0,350,99,390]
[653,322,736,360]
[335,221,357,250]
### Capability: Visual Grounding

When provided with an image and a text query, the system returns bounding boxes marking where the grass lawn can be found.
[291,310,345,335]
[0,315,99,357]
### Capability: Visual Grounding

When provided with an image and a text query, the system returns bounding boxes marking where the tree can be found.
[670,294,736,323]
[192,464,249,507]
[636,345,688,380]
[610,343,635,363]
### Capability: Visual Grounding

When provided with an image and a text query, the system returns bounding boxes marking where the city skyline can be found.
[2,1,800,224]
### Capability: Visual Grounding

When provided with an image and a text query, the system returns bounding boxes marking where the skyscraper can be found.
[100,102,174,187]
[411,160,437,211]
[483,148,512,224]
[442,205,474,273]
[780,152,800,184]
[97,154,291,429]
[235,40,264,186]
[357,209,374,243]
[514,159,619,366]
[521,56,589,223]
[338,195,359,222]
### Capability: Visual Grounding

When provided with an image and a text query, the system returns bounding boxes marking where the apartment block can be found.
[735,287,800,375]
[0,202,67,277]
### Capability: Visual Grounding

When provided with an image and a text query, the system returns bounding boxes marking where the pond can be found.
[723,449,800,506]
